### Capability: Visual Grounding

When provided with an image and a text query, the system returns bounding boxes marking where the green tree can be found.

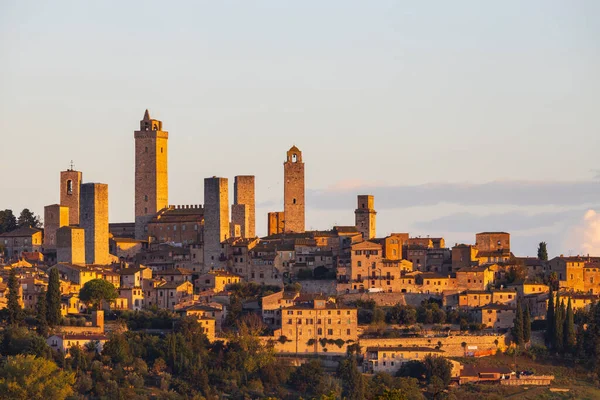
[337,356,365,400]
[0,354,75,400]
[422,355,452,386]
[0,209,17,234]
[564,297,575,353]
[17,208,41,228]
[397,360,427,380]
[512,297,524,346]
[554,294,564,352]
[78,279,118,310]
[7,269,23,325]
[545,286,555,347]
[289,360,325,396]
[102,333,132,365]
[537,242,548,261]
[46,268,62,326]
[35,288,48,337]
[523,304,531,343]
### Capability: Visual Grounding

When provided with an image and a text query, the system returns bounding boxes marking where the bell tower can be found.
[283,145,305,233]
[134,109,168,240]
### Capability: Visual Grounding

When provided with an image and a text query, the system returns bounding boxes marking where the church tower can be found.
[355,195,376,240]
[60,163,82,226]
[134,110,168,240]
[283,146,305,233]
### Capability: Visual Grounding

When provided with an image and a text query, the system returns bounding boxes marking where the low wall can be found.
[339,292,441,307]
[359,333,508,357]
[298,280,338,295]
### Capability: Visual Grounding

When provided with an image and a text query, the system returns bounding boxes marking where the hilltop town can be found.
[1,110,600,399]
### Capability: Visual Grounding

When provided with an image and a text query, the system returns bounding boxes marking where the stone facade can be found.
[56,226,85,265]
[233,175,255,238]
[0,226,43,259]
[283,146,305,233]
[80,183,110,265]
[268,211,284,236]
[43,204,69,249]
[231,204,249,238]
[204,177,229,267]
[134,110,168,240]
[60,168,82,226]
[147,205,204,245]
[355,195,376,240]
[475,232,510,252]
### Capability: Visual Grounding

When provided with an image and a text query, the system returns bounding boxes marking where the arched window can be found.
[66,180,73,195]
[292,154,297,162]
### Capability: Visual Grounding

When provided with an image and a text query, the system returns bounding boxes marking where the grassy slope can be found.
[449,353,600,400]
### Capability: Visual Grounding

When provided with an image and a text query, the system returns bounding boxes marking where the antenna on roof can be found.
[69,160,74,171]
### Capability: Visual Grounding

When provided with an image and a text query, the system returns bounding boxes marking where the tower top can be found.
[139,109,163,131]
[286,145,302,163]
[69,160,74,171]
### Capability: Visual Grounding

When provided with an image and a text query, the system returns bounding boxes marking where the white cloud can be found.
[565,210,600,256]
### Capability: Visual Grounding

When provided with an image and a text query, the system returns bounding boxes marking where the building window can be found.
[66,180,73,195]
[145,146,148,153]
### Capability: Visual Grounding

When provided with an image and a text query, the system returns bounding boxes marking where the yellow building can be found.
[456,266,494,291]
[196,271,241,293]
[274,297,357,355]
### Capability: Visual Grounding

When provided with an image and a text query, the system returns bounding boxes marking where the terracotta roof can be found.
[0,226,41,237]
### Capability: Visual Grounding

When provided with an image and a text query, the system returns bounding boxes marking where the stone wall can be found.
[299,280,338,295]
[44,204,69,249]
[339,292,442,307]
[359,333,508,357]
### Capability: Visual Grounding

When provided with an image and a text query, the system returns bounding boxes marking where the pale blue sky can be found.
[1,1,599,255]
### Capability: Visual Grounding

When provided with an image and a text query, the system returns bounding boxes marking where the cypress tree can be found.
[554,295,564,352]
[512,297,524,346]
[524,304,531,343]
[36,288,49,337]
[7,269,23,325]
[46,268,62,326]
[546,286,555,347]
[564,297,575,353]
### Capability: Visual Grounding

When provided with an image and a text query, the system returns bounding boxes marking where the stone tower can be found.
[283,146,305,233]
[60,166,82,226]
[204,177,229,266]
[43,204,69,249]
[56,226,85,265]
[233,175,255,238]
[355,195,376,240]
[268,211,284,236]
[134,109,168,240]
[80,183,110,264]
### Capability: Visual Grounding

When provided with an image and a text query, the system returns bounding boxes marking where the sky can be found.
[1,1,599,256]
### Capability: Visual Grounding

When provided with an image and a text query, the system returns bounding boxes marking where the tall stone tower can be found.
[204,177,229,266]
[80,183,110,265]
[134,109,168,240]
[283,146,305,233]
[355,195,376,240]
[60,166,82,226]
[56,226,86,265]
[43,204,69,249]
[232,175,255,238]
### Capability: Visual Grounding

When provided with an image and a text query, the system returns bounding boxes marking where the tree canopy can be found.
[78,279,118,310]
[0,355,75,400]
[0,209,17,234]
[537,241,548,261]
[17,208,41,229]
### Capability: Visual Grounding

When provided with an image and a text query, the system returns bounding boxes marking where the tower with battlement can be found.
[283,146,305,233]
[135,109,168,240]
[355,195,376,240]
